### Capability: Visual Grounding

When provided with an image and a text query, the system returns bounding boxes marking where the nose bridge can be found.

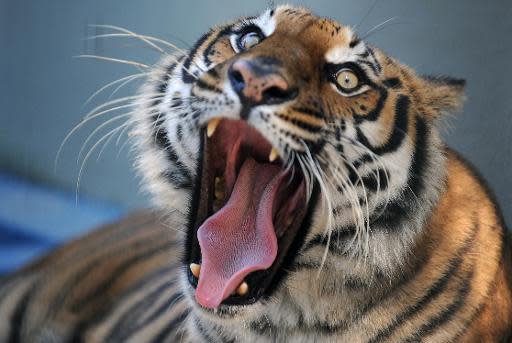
[252,34,310,75]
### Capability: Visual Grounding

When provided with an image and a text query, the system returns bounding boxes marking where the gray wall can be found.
[1,0,511,225]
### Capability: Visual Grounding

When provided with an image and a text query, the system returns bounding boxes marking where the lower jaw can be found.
[184,131,321,308]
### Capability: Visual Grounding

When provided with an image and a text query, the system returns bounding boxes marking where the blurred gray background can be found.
[1,0,511,225]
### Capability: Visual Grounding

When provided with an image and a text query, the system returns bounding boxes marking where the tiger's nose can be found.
[228,59,296,105]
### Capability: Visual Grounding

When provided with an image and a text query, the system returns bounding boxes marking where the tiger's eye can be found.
[336,69,359,91]
[239,32,261,50]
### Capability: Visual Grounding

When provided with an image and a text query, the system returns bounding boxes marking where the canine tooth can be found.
[236,281,249,296]
[190,263,201,278]
[269,148,279,162]
[215,190,224,200]
[207,118,221,137]
[285,217,293,227]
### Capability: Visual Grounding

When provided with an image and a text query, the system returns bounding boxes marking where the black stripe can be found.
[162,169,193,189]
[405,115,428,196]
[423,75,466,87]
[369,115,428,230]
[151,113,194,189]
[149,309,190,343]
[106,280,176,340]
[162,144,194,189]
[451,298,486,341]
[153,112,169,149]
[152,60,180,107]
[202,25,234,68]
[251,312,345,337]
[8,286,35,343]
[289,260,321,270]
[367,47,382,72]
[343,275,373,290]
[357,50,370,58]
[182,31,212,84]
[359,59,379,75]
[356,94,409,156]
[276,112,323,133]
[176,124,183,142]
[353,212,478,322]
[366,222,478,343]
[382,77,402,89]
[349,38,361,48]
[139,292,183,328]
[69,241,177,312]
[292,107,325,119]
[184,24,234,82]
[361,168,388,192]
[404,269,473,342]
[352,154,374,169]
[109,293,186,341]
[346,163,388,193]
[194,316,218,342]
[250,316,278,336]
[153,76,169,108]
[67,265,177,342]
[170,92,183,109]
[354,87,387,123]
[298,308,351,334]
[195,78,223,94]
[302,226,356,254]
[207,67,220,79]
[49,222,160,317]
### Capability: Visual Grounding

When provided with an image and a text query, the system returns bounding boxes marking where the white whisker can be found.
[362,16,399,40]
[88,25,165,53]
[96,121,135,161]
[75,54,150,70]
[76,123,127,204]
[83,72,150,107]
[77,112,135,163]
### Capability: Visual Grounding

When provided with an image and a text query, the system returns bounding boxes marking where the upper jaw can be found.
[205,117,280,163]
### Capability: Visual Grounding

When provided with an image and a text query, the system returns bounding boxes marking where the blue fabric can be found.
[0,173,126,274]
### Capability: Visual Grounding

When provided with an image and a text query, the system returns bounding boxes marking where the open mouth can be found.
[185,118,315,309]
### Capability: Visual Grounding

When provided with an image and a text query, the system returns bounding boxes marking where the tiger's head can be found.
[132,5,465,322]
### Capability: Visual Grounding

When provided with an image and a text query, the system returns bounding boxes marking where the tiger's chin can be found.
[183,117,318,311]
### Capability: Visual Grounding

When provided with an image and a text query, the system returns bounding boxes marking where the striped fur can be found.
[1,5,511,342]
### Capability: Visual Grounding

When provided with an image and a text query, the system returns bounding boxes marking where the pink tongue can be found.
[196,158,283,308]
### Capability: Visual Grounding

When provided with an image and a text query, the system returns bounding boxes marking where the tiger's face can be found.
[133,5,464,320]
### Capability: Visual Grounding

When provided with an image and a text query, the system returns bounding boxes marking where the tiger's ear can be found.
[420,76,466,118]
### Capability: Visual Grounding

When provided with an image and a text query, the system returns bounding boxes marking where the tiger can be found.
[1,4,511,342]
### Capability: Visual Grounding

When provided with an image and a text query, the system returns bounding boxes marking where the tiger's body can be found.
[1,5,511,342]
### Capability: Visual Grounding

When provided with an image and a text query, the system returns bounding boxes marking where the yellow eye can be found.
[336,69,359,91]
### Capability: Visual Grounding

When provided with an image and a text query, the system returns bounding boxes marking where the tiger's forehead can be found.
[242,6,361,63]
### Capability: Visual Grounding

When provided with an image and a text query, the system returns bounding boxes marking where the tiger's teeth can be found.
[207,118,221,137]
[236,281,249,296]
[214,177,224,200]
[269,148,279,162]
[190,263,201,278]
